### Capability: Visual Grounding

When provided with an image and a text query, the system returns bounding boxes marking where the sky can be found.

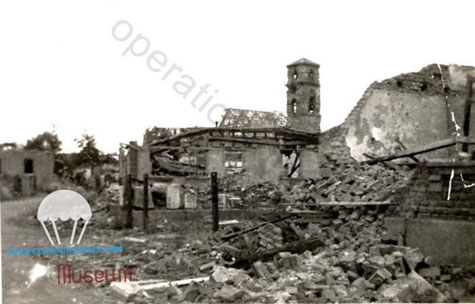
[1,0,474,153]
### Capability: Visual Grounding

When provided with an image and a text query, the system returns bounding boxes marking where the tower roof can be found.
[287,58,319,67]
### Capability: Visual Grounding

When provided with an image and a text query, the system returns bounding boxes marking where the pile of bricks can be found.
[120,205,472,303]
[257,223,284,250]
[202,206,457,302]
[287,124,413,205]
[188,125,413,209]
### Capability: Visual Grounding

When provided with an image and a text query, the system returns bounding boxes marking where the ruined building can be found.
[119,59,475,264]
[322,64,475,265]
[122,58,322,184]
[344,64,475,162]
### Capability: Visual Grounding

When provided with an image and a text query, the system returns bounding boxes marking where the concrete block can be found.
[166,184,182,209]
[218,193,227,208]
[184,190,197,209]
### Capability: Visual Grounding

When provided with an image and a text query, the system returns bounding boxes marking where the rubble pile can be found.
[193,173,285,209]
[212,216,323,269]
[284,163,410,207]
[193,158,410,210]
[120,206,472,303]
[192,129,414,209]
[299,123,414,204]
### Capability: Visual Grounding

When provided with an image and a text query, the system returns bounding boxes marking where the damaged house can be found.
[0,144,55,196]
[121,58,322,184]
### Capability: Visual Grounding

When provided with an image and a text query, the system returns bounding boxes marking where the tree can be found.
[74,133,103,173]
[25,132,62,153]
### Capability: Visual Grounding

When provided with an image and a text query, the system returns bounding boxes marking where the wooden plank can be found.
[363,153,399,170]
[111,277,210,299]
[319,201,392,206]
[221,214,298,241]
[209,136,314,146]
[219,219,240,226]
[150,146,210,153]
[395,138,420,162]
[148,127,318,146]
[234,236,325,267]
[362,137,461,165]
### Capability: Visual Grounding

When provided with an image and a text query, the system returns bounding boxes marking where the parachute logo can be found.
[37,190,92,246]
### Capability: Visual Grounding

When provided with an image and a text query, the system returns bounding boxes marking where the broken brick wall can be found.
[384,162,475,265]
[343,64,475,162]
[346,89,452,161]
[390,163,475,220]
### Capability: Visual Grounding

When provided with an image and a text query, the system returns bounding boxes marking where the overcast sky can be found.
[1,0,474,153]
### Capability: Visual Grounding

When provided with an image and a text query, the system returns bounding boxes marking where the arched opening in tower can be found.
[308,96,316,114]
[291,99,297,114]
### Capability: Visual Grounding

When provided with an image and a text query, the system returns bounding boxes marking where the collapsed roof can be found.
[219,108,288,129]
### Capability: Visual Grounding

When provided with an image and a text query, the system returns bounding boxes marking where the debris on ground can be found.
[95,205,473,303]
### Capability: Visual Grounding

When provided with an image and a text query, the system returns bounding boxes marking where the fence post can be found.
[125,174,133,228]
[143,174,149,232]
[211,172,219,232]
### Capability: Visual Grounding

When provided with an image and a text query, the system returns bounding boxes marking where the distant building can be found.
[0,148,55,196]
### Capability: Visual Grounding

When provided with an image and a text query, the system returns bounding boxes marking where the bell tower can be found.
[286,58,320,133]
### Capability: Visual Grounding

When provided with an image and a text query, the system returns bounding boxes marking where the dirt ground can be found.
[1,194,216,304]
[1,195,123,304]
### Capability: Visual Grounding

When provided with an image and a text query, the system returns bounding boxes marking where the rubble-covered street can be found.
[19,177,467,304]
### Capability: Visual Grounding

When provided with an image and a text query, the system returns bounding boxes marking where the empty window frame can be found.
[24,159,34,174]
[224,151,243,174]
